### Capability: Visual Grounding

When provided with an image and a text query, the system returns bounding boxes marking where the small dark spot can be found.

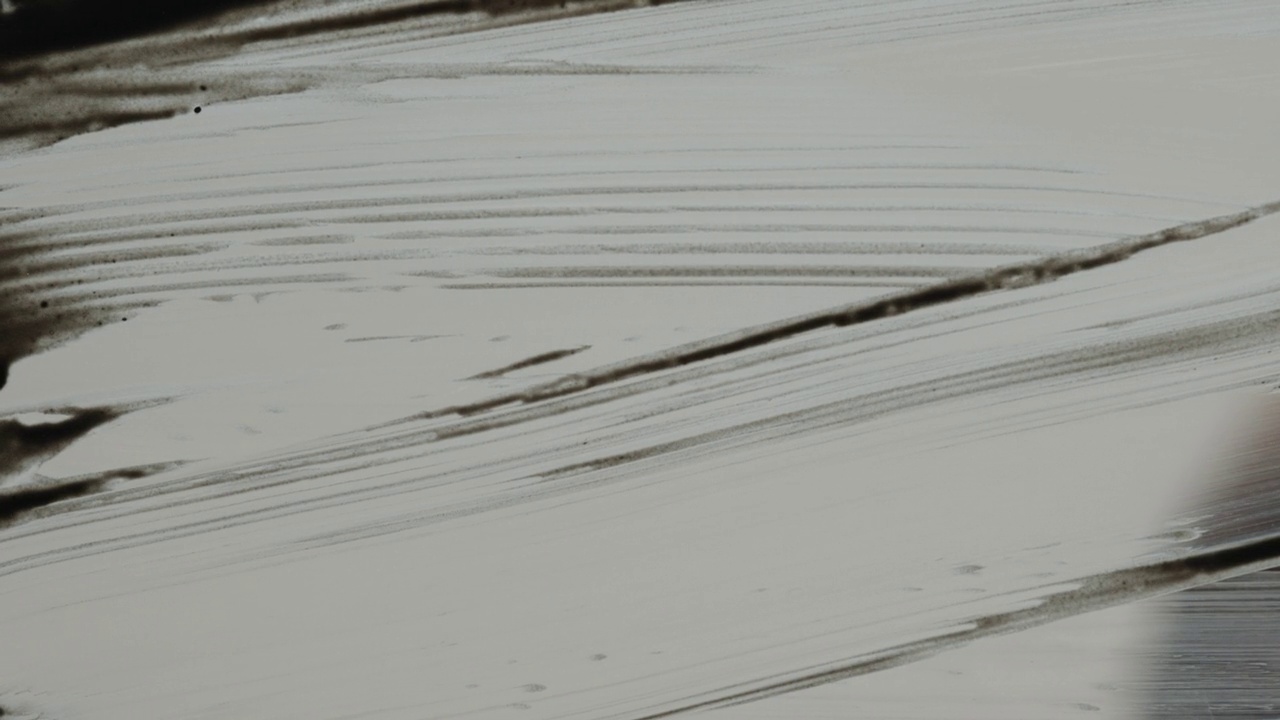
[194,106,202,114]
[39,301,48,309]
[955,564,983,575]
[521,683,546,693]
[590,653,607,661]
[199,84,208,91]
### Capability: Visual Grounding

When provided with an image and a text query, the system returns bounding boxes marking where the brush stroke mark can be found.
[1,177,1202,243]
[9,183,1119,235]
[7,183,1131,248]
[1,177,1125,384]
[5,298,1274,583]
[469,345,590,380]
[0,0,710,153]
[0,460,186,527]
[399,200,1280,422]
[3,478,117,525]
[0,408,120,485]
[0,0,686,64]
[468,239,1054,257]
[5,255,1268,558]
[486,265,976,280]
[528,308,1280,482]
[630,0,1176,61]
[0,59,725,155]
[620,533,1280,720]
[389,221,1106,239]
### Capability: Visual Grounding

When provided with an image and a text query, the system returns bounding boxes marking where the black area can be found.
[0,476,106,524]
[0,0,272,63]
[1181,535,1280,577]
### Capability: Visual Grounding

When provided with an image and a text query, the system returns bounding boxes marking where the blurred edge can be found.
[1141,394,1280,719]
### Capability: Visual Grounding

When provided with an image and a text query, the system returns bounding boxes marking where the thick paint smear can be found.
[0,461,183,527]
[0,0,277,62]
[0,0,702,154]
[0,477,110,525]
[0,408,120,485]
[0,0,669,63]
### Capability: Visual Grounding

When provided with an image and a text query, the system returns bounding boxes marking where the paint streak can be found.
[469,345,590,379]
[0,461,185,527]
[622,534,1280,719]
[404,200,1280,422]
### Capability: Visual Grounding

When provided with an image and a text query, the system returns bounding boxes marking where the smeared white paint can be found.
[1,1,1279,718]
